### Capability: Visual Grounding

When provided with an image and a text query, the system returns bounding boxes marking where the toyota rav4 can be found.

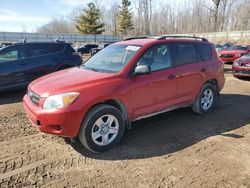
[23,36,225,153]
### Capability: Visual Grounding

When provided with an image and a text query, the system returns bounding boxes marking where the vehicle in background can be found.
[218,45,250,63]
[232,52,250,78]
[77,44,98,55]
[0,42,13,49]
[215,44,224,52]
[222,42,233,49]
[90,43,111,56]
[23,35,225,153]
[0,40,82,91]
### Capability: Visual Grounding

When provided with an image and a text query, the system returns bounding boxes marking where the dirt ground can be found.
[0,64,250,188]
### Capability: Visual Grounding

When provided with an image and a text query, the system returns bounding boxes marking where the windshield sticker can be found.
[125,46,140,51]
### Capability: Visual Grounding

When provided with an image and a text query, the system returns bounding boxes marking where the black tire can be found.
[78,104,125,153]
[192,83,218,114]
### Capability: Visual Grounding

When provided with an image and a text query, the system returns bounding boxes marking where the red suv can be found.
[23,36,225,153]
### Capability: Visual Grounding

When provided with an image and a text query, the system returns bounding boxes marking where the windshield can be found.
[246,52,250,56]
[228,45,247,51]
[82,44,141,73]
[215,44,223,48]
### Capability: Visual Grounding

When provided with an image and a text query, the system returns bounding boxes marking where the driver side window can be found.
[138,44,172,71]
[0,46,25,62]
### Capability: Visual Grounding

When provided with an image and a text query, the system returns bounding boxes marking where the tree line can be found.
[37,0,250,36]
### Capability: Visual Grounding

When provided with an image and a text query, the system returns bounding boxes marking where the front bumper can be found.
[232,65,250,77]
[23,94,83,137]
[219,57,238,63]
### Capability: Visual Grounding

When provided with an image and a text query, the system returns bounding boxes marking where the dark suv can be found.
[90,43,111,56]
[0,41,82,91]
[77,44,98,55]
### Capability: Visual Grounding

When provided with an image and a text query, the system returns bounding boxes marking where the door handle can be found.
[19,63,27,66]
[167,74,176,80]
[201,67,207,73]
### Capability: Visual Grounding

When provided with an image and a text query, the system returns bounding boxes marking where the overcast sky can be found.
[0,0,184,32]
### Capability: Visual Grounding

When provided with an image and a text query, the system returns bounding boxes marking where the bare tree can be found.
[141,0,152,35]
[37,16,75,33]
[36,0,250,35]
[109,3,120,35]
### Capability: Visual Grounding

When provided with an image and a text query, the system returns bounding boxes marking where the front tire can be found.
[192,83,218,114]
[78,104,125,153]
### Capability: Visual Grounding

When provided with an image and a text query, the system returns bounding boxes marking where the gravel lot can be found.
[0,64,250,187]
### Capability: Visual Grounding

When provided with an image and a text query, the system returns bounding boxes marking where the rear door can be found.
[0,45,27,87]
[25,43,64,81]
[173,42,210,104]
[131,43,177,119]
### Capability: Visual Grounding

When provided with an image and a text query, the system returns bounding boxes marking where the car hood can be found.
[238,55,250,65]
[218,50,247,55]
[29,67,116,97]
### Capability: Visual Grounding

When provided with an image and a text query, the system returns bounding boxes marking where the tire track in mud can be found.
[0,133,73,174]
[0,108,38,142]
[0,130,103,187]
[0,149,101,187]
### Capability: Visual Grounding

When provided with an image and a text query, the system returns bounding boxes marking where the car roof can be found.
[13,41,68,45]
[116,38,156,46]
[116,37,210,47]
[0,41,70,51]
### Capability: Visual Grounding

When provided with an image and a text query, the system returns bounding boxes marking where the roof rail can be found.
[19,38,27,43]
[124,36,148,41]
[156,35,208,42]
[54,37,65,43]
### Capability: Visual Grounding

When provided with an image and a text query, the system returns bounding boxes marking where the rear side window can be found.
[196,43,212,61]
[27,43,65,57]
[49,44,65,53]
[27,44,47,57]
[173,43,198,66]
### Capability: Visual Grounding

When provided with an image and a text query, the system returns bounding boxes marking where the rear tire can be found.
[78,104,125,153]
[192,83,218,114]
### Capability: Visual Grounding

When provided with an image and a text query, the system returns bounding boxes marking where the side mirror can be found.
[134,65,150,75]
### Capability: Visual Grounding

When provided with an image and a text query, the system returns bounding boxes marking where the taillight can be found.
[72,52,81,57]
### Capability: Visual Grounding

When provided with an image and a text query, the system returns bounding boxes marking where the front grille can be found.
[220,54,234,58]
[242,70,250,74]
[28,90,40,106]
[234,70,250,75]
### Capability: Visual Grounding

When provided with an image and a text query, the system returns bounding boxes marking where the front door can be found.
[0,45,27,88]
[131,44,177,119]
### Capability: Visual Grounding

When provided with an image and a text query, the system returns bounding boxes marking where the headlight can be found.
[233,60,240,66]
[43,92,80,109]
[235,53,241,58]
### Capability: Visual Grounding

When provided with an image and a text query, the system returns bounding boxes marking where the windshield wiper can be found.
[82,65,101,72]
